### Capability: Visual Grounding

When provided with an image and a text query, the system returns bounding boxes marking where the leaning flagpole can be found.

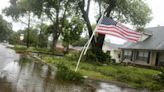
[75,15,104,72]
[75,14,143,71]
[83,15,104,55]
[75,40,89,72]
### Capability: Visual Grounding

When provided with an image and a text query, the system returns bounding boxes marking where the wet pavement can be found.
[0,44,148,92]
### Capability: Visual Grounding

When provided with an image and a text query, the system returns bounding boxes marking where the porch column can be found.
[149,51,157,66]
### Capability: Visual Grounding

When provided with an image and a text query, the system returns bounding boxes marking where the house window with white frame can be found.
[136,51,149,62]
[158,53,164,66]
[124,50,132,59]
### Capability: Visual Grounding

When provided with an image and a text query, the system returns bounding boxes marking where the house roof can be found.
[103,42,123,51]
[121,26,164,50]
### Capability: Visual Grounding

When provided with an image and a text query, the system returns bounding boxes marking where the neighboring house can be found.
[103,40,122,63]
[120,26,164,66]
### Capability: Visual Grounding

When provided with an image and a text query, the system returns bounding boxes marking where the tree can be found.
[42,0,80,50]
[19,28,40,47]
[9,26,49,48]
[37,24,49,48]
[8,30,22,45]
[62,17,84,52]
[0,15,12,42]
[3,0,38,47]
[12,0,80,50]
[78,0,152,49]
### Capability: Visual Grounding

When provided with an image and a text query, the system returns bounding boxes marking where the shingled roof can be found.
[121,26,164,50]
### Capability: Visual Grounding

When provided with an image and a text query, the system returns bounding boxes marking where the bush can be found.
[56,64,84,84]
[83,50,98,63]
[13,45,27,53]
[72,38,88,46]
[35,48,50,52]
[156,67,164,83]
[84,49,111,64]
[66,51,80,61]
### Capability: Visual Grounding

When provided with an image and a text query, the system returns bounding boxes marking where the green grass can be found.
[41,54,163,91]
[10,45,64,55]
[13,46,163,90]
[56,63,84,84]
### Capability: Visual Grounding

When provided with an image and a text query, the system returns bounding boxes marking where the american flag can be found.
[96,16,142,42]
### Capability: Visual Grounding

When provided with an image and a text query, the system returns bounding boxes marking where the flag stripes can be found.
[96,30,140,42]
[95,16,142,42]
[98,25,141,38]
[117,23,141,35]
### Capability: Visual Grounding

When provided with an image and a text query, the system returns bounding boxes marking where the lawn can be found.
[40,53,163,91]
[11,46,163,90]
[9,45,64,55]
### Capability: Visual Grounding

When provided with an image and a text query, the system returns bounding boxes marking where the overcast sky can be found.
[0,0,164,44]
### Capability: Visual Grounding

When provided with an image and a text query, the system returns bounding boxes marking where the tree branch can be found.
[86,0,91,15]
[97,0,102,23]
[105,0,116,17]
[78,1,96,46]
[99,0,102,16]
[17,19,28,25]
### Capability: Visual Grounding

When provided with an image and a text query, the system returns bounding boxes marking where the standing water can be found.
[0,44,148,92]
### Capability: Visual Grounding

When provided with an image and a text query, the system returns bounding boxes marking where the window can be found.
[136,51,149,62]
[124,50,132,59]
[158,53,164,66]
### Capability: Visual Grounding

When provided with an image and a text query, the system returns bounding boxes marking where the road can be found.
[0,44,91,92]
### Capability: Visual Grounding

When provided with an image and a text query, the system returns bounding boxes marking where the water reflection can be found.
[0,55,91,92]
[96,82,147,92]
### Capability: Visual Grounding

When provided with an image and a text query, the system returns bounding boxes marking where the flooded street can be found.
[0,44,147,92]
[0,44,91,92]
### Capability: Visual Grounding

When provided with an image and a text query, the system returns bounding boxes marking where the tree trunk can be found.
[52,31,60,50]
[38,30,42,48]
[96,1,116,49]
[64,44,69,55]
[26,12,31,48]
[52,5,60,50]
[96,34,105,49]
[38,17,44,48]
[79,0,116,50]
[78,1,96,48]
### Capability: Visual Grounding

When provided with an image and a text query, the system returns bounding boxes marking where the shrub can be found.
[13,45,27,53]
[155,67,164,83]
[56,64,84,84]
[43,56,55,64]
[72,38,88,46]
[84,49,111,64]
[83,50,98,63]
[66,51,80,61]
[35,48,50,52]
